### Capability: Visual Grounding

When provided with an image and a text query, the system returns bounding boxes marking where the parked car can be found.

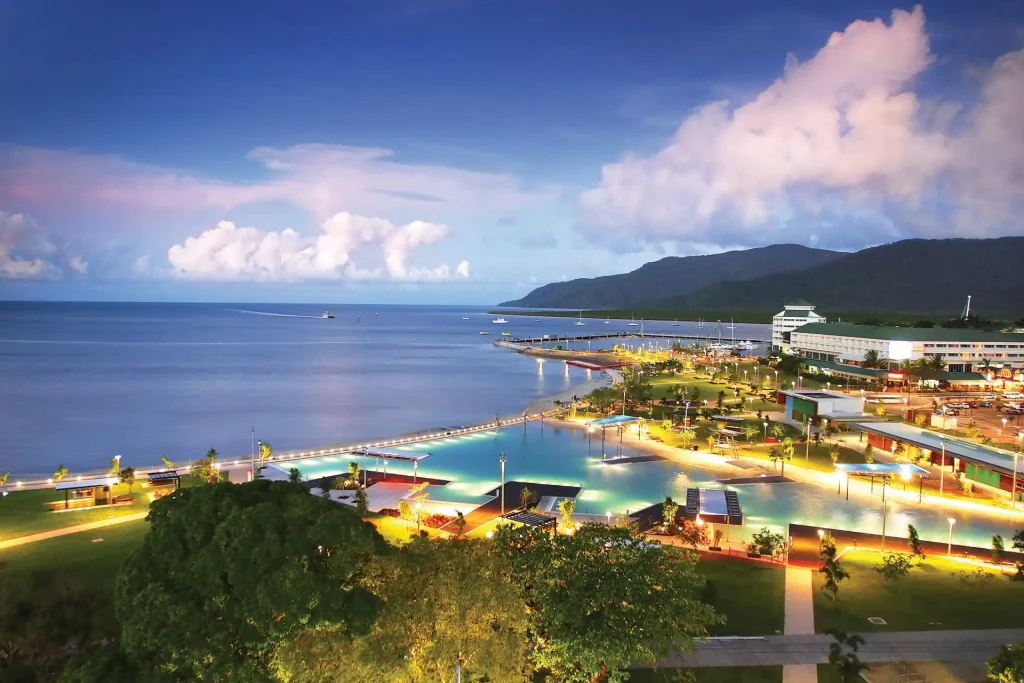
[979,401,994,408]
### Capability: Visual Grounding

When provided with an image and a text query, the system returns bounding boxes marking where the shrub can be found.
[378,508,401,518]
[421,513,453,529]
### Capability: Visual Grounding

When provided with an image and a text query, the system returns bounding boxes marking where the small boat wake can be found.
[228,309,330,320]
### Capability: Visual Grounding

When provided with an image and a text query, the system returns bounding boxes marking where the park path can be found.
[663,629,1024,668]
[783,566,817,683]
[0,512,148,551]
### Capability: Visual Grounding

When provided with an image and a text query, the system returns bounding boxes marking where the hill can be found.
[652,237,1024,318]
[499,244,842,308]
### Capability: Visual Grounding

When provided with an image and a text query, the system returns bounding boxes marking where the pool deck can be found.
[439,480,581,534]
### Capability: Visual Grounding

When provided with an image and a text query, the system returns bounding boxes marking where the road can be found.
[659,629,1024,668]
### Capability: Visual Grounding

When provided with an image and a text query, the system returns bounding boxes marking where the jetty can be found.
[494,331,770,346]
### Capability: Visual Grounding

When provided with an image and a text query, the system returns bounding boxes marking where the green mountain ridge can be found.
[504,237,1024,319]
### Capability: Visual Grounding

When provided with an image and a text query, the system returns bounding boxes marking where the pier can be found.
[494,331,770,346]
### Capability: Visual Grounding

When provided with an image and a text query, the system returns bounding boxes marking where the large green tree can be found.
[989,642,1024,683]
[493,522,719,682]
[276,537,530,683]
[115,480,385,682]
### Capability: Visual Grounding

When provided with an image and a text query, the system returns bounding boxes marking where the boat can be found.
[479,331,490,335]
[604,318,610,324]
[738,341,757,351]
[462,312,470,320]
[492,317,508,324]
[574,311,585,326]
[533,318,540,322]
[627,314,639,327]
[356,314,361,323]
[320,311,334,319]
[501,331,512,337]
[671,318,679,326]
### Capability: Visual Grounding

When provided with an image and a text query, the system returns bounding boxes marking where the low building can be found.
[778,389,866,424]
[772,300,826,352]
[790,323,1024,377]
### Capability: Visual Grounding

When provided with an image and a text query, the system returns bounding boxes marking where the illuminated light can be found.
[485,530,494,539]
[948,518,956,525]
[77,475,82,481]
[46,478,53,484]
[817,529,825,538]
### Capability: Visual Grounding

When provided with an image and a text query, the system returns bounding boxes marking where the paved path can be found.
[783,567,817,683]
[0,512,148,550]
[661,629,1024,668]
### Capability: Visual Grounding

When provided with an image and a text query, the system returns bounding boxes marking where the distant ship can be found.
[672,319,680,327]
[574,311,585,326]
[462,312,470,320]
[479,331,491,335]
[627,314,639,327]
[321,311,334,319]
[501,331,512,336]
[492,317,508,324]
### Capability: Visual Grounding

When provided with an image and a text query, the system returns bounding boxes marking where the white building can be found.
[790,323,1024,373]
[771,300,826,352]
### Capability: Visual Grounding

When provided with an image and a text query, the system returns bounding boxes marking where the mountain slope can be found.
[654,237,1024,318]
[500,244,842,308]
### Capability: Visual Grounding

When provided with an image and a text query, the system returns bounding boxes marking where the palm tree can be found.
[781,437,795,477]
[826,630,868,682]
[0,472,9,489]
[862,350,882,369]
[927,355,945,372]
[770,423,786,440]
[819,541,849,605]
[259,441,272,465]
[899,359,916,391]
[53,464,69,482]
[347,461,361,489]
[160,455,174,470]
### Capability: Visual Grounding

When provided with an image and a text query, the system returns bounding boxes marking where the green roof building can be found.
[772,301,826,352]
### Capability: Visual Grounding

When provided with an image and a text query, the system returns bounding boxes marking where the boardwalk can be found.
[497,331,770,345]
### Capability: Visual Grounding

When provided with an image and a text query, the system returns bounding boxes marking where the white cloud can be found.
[578,6,1024,249]
[0,212,69,280]
[166,212,470,283]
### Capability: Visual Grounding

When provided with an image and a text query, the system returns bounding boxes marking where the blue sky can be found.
[1,0,1022,303]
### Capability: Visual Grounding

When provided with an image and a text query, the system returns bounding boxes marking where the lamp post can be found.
[939,436,946,497]
[499,453,507,517]
[774,370,779,390]
[902,397,909,422]
[1012,441,1021,510]
[762,421,768,444]
[947,517,956,556]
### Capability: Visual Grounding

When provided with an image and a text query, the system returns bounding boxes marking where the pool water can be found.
[272,422,1018,547]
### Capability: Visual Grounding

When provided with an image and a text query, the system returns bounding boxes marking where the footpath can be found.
[783,566,817,683]
[0,512,148,550]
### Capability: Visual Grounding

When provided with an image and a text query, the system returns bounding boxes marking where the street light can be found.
[762,421,768,444]
[947,518,956,556]
[902,397,909,421]
[939,436,946,497]
[499,453,508,517]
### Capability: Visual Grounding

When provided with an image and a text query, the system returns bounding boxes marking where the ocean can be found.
[0,302,771,477]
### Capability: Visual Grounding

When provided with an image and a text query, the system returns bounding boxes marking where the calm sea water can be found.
[0,302,769,477]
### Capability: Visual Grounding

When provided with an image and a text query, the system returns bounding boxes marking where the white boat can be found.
[462,313,470,320]
[627,314,639,327]
[738,341,757,351]
[604,318,610,324]
[671,318,679,326]
[492,317,508,324]
[479,331,490,335]
[320,311,334,319]
[574,311,585,326]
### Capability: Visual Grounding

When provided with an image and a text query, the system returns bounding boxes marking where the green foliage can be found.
[0,471,8,488]
[189,448,220,484]
[519,486,534,509]
[159,455,174,469]
[826,630,868,683]
[288,467,302,484]
[0,571,102,681]
[398,499,413,522]
[662,496,679,531]
[907,524,925,560]
[115,480,385,681]
[741,424,759,442]
[748,527,785,562]
[874,404,887,417]
[53,464,69,482]
[557,497,577,533]
[863,444,874,464]
[829,442,841,465]
[874,553,913,581]
[354,486,368,516]
[117,467,136,492]
[678,428,696,448]
[453,510,467,537]
[107,457,119,475]
[993,535,1006,565]
[819,539,850,605]
[493,522,719,682]
[59,645,143,683]
[259,441,272,465]
[988,642,1024,683]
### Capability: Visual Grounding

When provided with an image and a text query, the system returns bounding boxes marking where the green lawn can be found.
[699,554,786,636]
[0,485,151,540]
[813,549,1024,633]
[629,666,782,682]
[0,519,150,636]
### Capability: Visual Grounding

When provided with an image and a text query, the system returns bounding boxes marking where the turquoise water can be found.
[273,422,1020,546]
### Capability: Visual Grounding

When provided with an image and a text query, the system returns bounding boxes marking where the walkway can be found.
[0,512,149,550]
[438,481,580,534]
[783,566,816,683]
[660,629,1024,668]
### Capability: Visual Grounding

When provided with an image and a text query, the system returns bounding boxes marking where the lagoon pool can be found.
[271,422,1018,547]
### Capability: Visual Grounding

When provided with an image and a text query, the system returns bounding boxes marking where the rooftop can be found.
[835,462,930,477]
[852,422,1021,476]
[54,476,117,491]
[786,299,814,307]
[801,358,886,378]
[774,309,822,318]
[794,323,1024,343]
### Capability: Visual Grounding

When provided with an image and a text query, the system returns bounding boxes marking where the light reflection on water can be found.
[277,422,1018,546]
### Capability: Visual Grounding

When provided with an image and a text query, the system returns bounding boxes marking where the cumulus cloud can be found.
[166,212,470,283]
[579,6,1024,249]
[0,212,86,280]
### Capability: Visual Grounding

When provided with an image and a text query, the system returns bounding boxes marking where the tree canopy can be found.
[493,522,718,682]
[115,480,385,681]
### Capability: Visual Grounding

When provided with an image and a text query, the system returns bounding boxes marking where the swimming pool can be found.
[271,422,1019,547]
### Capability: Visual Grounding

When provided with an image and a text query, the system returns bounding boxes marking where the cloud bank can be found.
[0,212,87,279]
[165,212,469,283]
[579,6,1024,249]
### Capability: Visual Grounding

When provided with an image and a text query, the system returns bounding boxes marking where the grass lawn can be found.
[699,553,786,636]
[738,441,867,474]
[0,485,151,541]
[813,549,1024,633]
[629,666,782,682]
[0,519,150,636]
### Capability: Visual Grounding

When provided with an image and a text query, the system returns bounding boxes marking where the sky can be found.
[1,0,1022,304]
